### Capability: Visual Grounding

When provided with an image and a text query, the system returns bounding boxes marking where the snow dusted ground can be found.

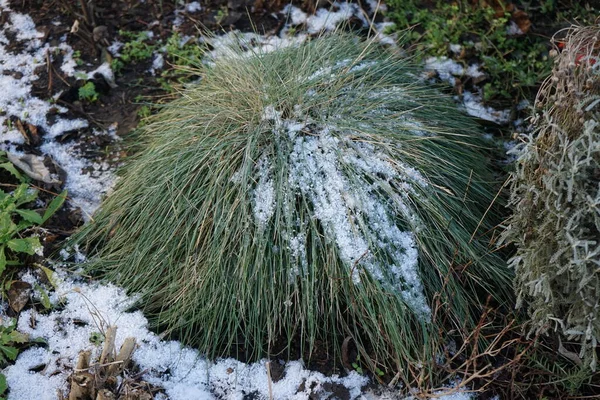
[0,0,116,218]
[0,1,502,398]
[6,264,371,399]
[424,57,511,124]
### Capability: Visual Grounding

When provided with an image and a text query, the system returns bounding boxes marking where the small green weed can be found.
[89,331,103,345]
[351,354,385,377]
[0,183,67,275]
[0,320,29,399]
[0,151,67,276]
[78,81,99,102]
[156,32,205,91]
[215,6,228,25]
[110,58,125,75]
[0,374,6,400]
[109,30,157,75]
[137,105,152,120]
[0,154,66,398]
[72,50,83,66]
[119,30,156,64]
[351,355,364,375]
[0,321,28,366]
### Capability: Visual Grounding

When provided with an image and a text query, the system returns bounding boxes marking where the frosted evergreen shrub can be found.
[72,34,510,377]
[502,25,600,368]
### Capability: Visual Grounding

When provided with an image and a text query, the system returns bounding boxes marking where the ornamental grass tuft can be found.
[71,33,511,378]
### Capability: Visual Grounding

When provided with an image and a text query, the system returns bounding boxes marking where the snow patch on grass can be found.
[282,4,308,26]
[306,2,366,34]
[254,101,431,316]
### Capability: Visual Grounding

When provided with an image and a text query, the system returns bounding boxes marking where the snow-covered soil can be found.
[6,265,372,399]
[0,0,116,218]
[0,1,509,398]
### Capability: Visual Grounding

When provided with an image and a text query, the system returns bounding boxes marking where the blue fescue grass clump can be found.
[70,33,511,379]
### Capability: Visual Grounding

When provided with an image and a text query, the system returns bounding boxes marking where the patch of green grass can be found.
[384,0,598,104]
[70,33,511,383]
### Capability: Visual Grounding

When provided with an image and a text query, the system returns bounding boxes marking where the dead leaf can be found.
[14,120,41,146]
[513,10,531,34]
[26,123,40,145]
[92,25,109,43]
[6,153,60,184]
[7,281,32,313]
[70,20,80,34]
[558,337,583,366]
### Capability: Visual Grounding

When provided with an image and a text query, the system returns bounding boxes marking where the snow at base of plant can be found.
[5,267,372,400]
[4,264,477,400]
[461,90,510,124]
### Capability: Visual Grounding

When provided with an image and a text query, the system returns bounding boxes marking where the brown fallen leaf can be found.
[15,119,41,146]
[7,281,32,313]
[513,9,531,34]
[6,152,61,184]
[26,123,40,145]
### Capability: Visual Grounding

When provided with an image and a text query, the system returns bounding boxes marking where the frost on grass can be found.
[4,268,369,400]
[0,2,117,217]
[252,102,431,316]
[253,155,275,228]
